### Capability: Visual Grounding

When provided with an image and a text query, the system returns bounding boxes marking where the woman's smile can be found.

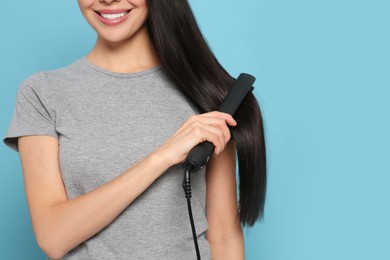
[94,9,132,26]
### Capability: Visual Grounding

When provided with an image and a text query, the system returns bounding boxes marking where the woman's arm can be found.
[19,135,171,259]
[206,140,245,260]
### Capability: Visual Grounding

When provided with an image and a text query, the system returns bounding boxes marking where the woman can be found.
[3,0,266,259]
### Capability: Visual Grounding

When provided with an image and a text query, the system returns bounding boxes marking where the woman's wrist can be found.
[149,149,175,174]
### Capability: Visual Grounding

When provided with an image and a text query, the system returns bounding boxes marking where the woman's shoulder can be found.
[38,58,88,82]
[19,58,89,92]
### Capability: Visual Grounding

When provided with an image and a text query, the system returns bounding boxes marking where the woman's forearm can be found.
[209,233,245,260]
[39,152,171,259]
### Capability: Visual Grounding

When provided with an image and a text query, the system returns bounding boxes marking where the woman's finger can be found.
[180,116,232,145]
[189,124,225,155]
[198,111,237,126]
[171,113,235,141]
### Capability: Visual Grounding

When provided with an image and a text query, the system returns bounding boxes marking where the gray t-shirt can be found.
[3,58,211,259]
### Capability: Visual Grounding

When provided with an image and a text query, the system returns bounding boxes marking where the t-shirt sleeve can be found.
[3,73,59,153]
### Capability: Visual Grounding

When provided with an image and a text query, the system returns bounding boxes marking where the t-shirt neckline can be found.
[80,57,163,78]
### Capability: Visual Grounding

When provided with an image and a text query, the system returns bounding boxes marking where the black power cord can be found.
[182,164,201,260]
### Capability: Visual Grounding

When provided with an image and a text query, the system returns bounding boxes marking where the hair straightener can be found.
[182,73,256,260]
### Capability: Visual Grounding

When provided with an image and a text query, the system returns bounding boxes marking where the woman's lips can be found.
[94,9,132,26]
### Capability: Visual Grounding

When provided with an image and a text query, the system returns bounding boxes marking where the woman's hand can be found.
[152,111,237,167]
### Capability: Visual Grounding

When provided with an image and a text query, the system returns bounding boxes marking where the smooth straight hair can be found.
[147,0,267,226]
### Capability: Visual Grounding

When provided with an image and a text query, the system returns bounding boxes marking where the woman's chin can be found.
[97,33,134,45]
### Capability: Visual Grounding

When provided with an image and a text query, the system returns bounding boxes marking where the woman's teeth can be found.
[100,12,128,20]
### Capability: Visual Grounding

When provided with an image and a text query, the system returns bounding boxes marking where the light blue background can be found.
[1,0,389,259]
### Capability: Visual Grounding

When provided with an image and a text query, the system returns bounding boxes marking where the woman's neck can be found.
[86,24,161,73]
